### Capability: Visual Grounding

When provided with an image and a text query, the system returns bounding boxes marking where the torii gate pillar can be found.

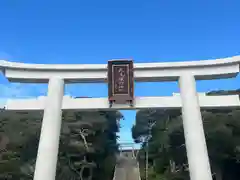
[33,77,64,180]
[179,75,212,180]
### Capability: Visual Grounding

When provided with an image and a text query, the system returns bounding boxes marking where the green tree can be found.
[0,110,122,180]
[57,110,122,180]
[133,90,240,180]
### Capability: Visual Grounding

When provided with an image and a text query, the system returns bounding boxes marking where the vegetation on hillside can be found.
[0,110,122,180]
[132,90,240,180]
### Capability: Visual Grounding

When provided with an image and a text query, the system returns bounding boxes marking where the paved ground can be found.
[113,155,141,180]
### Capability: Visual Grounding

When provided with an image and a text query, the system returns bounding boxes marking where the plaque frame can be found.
[108,59,134,106]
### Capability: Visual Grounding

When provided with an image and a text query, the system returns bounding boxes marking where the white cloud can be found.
[0,82,48,108]
[117,131,134,143]
[0,98,7,109]
[0,83,48,98]
[0,52,13,60]
[1,83,33,98]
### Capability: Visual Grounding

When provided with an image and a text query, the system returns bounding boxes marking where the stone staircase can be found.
[113,154,141,180]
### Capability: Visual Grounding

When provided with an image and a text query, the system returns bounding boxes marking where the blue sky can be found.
[0,0,240,144]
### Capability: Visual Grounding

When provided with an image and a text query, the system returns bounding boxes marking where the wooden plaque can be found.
[108,59,134,105]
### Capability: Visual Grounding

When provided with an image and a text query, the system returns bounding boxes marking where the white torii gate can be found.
[1,56,240,180]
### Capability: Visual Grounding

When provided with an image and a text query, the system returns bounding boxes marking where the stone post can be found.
[34,77,64,180]
[179,74,212,180]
